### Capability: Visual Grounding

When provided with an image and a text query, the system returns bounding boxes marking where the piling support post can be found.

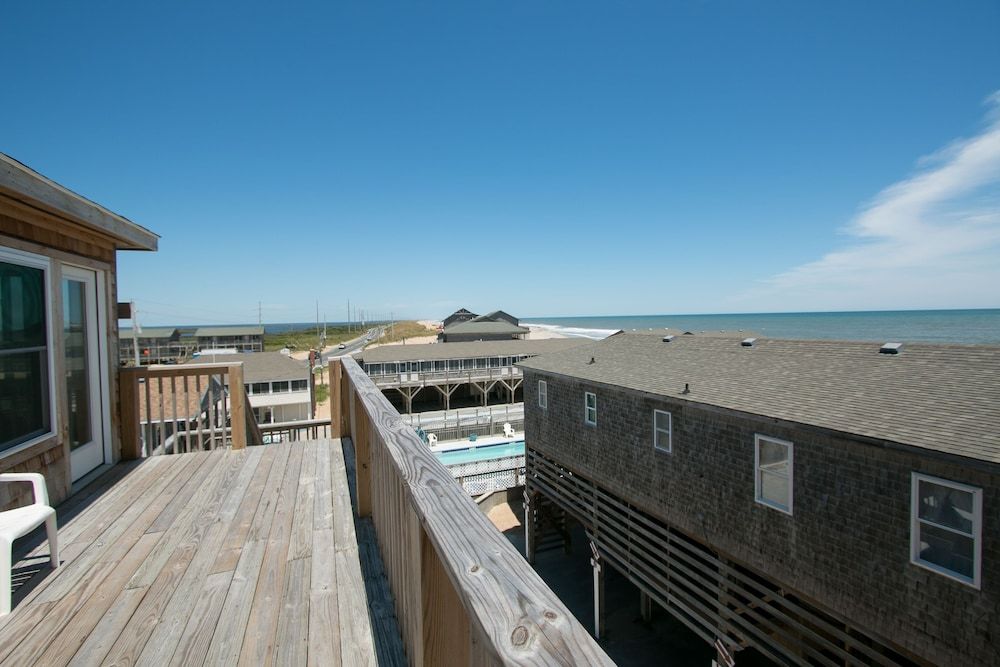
[590,541,605,639]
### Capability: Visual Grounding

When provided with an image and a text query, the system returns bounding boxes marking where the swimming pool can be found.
[435,440,525,466]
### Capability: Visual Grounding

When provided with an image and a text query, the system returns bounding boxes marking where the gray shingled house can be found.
[519,331,999,666]
[193,325,264,353]
[438,308,528,342]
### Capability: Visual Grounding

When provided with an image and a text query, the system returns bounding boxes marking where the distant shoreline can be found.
[523,309,1000,345]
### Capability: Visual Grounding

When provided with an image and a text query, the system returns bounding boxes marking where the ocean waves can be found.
[528,323,620,340]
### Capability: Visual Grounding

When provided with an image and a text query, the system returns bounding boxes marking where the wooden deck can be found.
[0,440,388,666]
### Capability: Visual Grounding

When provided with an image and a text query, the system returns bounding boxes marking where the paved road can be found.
[320,326,383,365]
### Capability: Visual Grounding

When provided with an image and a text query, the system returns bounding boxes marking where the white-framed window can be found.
[538,380,547,409]
[0,247,55,455]
[653,409,672,453]
[584,391,597,426]
[754,434,792,514]
[910,473,982,588]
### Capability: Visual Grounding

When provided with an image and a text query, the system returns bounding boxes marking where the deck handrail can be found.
[119,362,253,458]
[330,357,612,666]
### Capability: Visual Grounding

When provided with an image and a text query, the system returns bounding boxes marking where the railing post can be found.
[329,358,344,438]
[355,404,372,517]
[119,367,143,460]
[228,364,247,450]
[421,525,472,664]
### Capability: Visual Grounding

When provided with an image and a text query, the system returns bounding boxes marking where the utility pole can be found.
[131,301,141,367]
[258,301,262,326]
[316,300,321,349]
[347,298,351,332]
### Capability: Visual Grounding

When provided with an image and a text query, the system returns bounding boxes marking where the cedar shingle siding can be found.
[521,333,1000,665]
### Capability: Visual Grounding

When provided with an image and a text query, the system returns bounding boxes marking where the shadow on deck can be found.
[1,440,405,666]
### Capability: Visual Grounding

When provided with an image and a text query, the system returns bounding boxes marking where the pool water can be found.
[435,440,525,466]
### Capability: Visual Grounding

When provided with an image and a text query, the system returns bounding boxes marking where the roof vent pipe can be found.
[880,342,903,355]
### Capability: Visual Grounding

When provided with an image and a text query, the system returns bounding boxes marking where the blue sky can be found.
[3,2,998,324]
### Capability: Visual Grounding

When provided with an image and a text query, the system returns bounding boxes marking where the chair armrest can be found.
[0,472,50,506]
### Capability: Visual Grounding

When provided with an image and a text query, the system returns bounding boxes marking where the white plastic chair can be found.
[503,422,516,438]
[427,433,438,446]
[1,473,59,615]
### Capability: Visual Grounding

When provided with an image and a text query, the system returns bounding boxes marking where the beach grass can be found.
[264,325,354,352]
[376,320,436,345]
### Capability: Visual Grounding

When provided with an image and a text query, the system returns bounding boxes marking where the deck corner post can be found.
[119,367,143,460]
[228,364,247,450]
[330,358,344,437]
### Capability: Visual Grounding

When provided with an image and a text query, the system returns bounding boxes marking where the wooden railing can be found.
[330,357,612,666]
[258,418,331,443]
[119,363,254,458]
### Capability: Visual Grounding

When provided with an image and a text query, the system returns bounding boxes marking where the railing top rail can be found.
[121,362,244,378]
[341,357,611,665]
[258,417,332,431]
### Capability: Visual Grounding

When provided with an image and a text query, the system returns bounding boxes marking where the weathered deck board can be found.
[1,441,394,667]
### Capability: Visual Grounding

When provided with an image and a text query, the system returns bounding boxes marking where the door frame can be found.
[63,264,112,481]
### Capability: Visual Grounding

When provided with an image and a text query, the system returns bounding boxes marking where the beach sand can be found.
[525,325,567,340]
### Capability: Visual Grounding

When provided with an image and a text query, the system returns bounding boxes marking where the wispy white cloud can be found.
[746,91,1000,311]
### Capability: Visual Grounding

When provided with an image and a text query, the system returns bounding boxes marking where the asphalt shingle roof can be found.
[360,339,588,363]
[441,320,529,336]
[517,333,1000,464]
[185,352,308,383]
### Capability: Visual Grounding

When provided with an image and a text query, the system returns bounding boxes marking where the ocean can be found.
[521,309,1000,344]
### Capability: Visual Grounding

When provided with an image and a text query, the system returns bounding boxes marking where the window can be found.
[911,473,982,587]
[1,249,53,454]
[584,392,597,426]
[272,381,289,393]
[755,435,792,514]
[653,410,672,453]
[538,380,547,409]
[251,382,269,395]
[291,379,308,391]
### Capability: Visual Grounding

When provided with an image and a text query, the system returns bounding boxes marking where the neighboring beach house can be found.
[186,351,312,424]
[438,308,528,342]
[0,153,158,508]
[118,326,183,365]
[442,307,477,328]
[359,338,587,412]
[519,331,999,666]
[192,325,264,352]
